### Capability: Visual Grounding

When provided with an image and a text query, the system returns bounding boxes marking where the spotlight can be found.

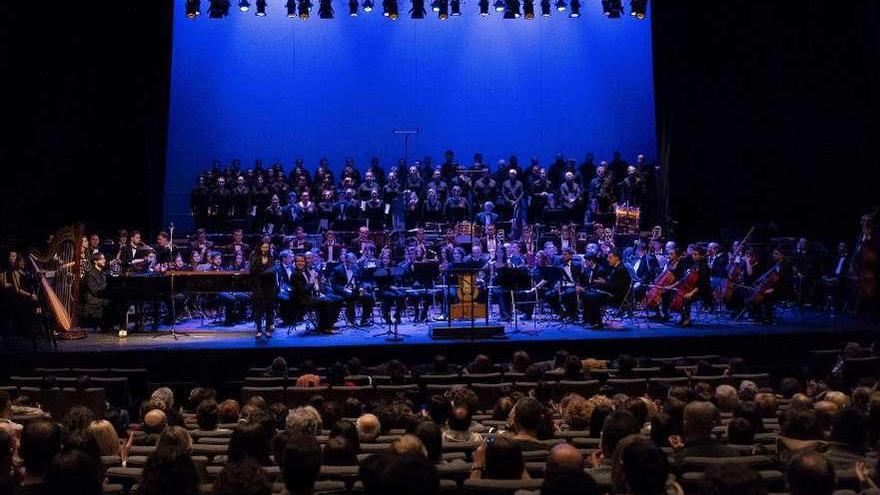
[238,0,250,11]
[630,0,646,19]
[286,0,297,15]
[256,0,267,15]
[450,0,460,15]
[186,0,201,18]
[298,0,311,18]
[412,0,427,18]
[503,0,519,18]
[318,0,333,17]
[523,0,534,19]
[568,0,579,17]
[362,0,373,11]
[479,0,489,15]
[348,0,358,15]
[208,0,231,18]
[383,0,399,19]
[602,0,622,17]
[554,0,564,11]
[438,0,448,19]
[540,0,550,16]
[493,0,504,12]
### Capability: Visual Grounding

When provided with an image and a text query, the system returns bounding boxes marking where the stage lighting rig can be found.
[540,0,550,16]
[523,0,534,19]
[438,0,448,19]
[568,0,579,17]
[319,0,333,18]
[450,0,461,15]
[208,0,231,18]
[630,0,646,19]
[238,0,250,11]
[383,0,399,19]
[554,0,565,12]
[298,0,311,18]
[602,0,622,17]
[186,0,201,18]
[479,0,489,15]
[256,0,267,15]
[363,0,374,11]
[412,0,427,18]
[348,0,358,15]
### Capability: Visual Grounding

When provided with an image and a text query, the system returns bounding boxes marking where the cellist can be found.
[748,247,794,324]
[648,246,686,321]
[670,246,713,327]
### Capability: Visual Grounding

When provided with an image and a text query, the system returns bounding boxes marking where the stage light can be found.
[186,0,201,18]
[208,0,231,18]
[540,0,550,16]
[362,0,373,11]
[602,0,622,17]
[319,0,333,17]
[383,0,399,19]
[523,0,534,19]
[493,0,504,12]
[298,0,311,18]
[412,0,427,18]
[238,0,250,11]
[286,0,297,15]
[256,0,267,15]
[568,0,579,17]
[630,0,646,19]
[450,0,461,15]
[348,0,358,15]
[438,0,448,19]
[479,0,489,15]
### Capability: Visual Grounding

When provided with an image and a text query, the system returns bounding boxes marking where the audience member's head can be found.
[137,447,200,495]
[619,440,672,495]
[484,435,526,480]
[813,401,839,431]
[379,452,441,495]
[779,378,802,399]
[600,410,640,456]
[700,463,768,495]
[831,407,867,451]
[781,410,824,441]
[714,385,739,412]
[512,397,542,436]
[281,433,322,495]
[62,405,94,436]
[755,393,778,418]
[448,406,472,433]
[214,459,272,495]
[156,426,192,452]
[229,423,272,466]
[286,406,323,436]
[323,435,359,465]
[589,404,613,439]
[560,394,592,430]
[683,401,720,440]
[786,451,835,495]
[20,418,62,481]
[545,443,585,477]
[218,399,240,424]
[45,449,103,495]
[541,470,599,495]
[391,434,428,458]
[88,419,121,457]
[151,387,175,411]
[410,420,443,464]
[357,414,381,443]
[143,409,167,434]
[511,351,531,373]
[738,381,759,402]
[734,401,764,433]
[196,399,219,431]
[727,417,757,445]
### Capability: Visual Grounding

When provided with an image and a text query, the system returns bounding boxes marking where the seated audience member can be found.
[286,406,323,436]
[229,423,272,466]
[217,399,241,424]
[281,433,322,495]
[509,398,546,451]
[726,417,757,446]
[700,463,767,495]
[136,447,201,495]
[754,392,778,418]
[87,419,121,457]
[213,459,272,495]
[541,470,599,495]
[391,434,429,458]
[378,453,441,495]
[778,409,827,462]
[135,409,167,446]
[470,434,530,480]
[156,426,193,453]
[329,420,361,453]
[733,401,765,433]
[357,414,381,443]
[785,451,835,495]
[714,385,739,413]
[18,418,62,495]
[825,407,868,469]
[670,401,739,458]
[560,394,592,431]
[545,443,586,477]
[45,450,103,495]
[323,435,359,465]
[194,399,229,433]
[0,391,22,434]
[620,440,682,495]
[588,410,640,477]
[409,420,444,465]
[443,406,482,443]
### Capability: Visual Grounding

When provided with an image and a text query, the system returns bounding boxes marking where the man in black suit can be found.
[558,247,583,320]
[292,254,338,333]
[581,251,632,329]
[276,250,296,325]
[332,189,360,223]
[330,253,374,326]
[475,201,499,229]
[675,246,714,327]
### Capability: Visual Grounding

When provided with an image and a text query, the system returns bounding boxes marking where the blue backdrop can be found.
[165,4,656,226]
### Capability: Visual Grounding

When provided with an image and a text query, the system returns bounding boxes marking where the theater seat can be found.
[463,478,544,495]
[241,386,285,405]
[605,378,647,396]
[286,385,328,407]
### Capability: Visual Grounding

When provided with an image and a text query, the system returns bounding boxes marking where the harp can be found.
[28,224,87,339]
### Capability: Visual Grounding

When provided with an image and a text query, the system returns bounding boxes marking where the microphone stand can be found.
[154,223,191,340]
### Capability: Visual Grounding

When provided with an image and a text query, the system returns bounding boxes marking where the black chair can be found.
[605,378,647,396]
[689,375,730,387]
[244,376,286,387]
[325,385,373,404]
[241,386,285,405]
[463,478,543,495]
[470,383,513,411]
[109,368,150,401]
[91,377,131,409]
[286,385,328,407]
[374,384,419,403]
[61,387,107,417]
[464,372,504,384]
[556,380,600,399]
[420,373,463,385]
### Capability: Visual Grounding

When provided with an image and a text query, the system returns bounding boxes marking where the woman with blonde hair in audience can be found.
[88,420,121,457]
[156,426,192,453]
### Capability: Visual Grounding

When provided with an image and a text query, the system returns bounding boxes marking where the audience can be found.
[700,463,767,495]
[18,418,62,495]
[786,451,836,495]
[280,433,322,495]
[44,450,102,495]
[214,459,272,495]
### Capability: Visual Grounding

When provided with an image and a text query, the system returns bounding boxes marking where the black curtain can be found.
[652,0,880,243]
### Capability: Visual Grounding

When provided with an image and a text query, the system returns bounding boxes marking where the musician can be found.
[706,243,729,279]
[749,247,794,324]
[422,188,444,224]
[558,247,584,320]
[250,175,272,230]
[225,228,250,259]
[793,237,820,305]
[527,168,553,223]
[559,172,584,223]
[506,243,526,268]
[81,252,116,331]
[287,227,313,252]
[250,241,277,340]
[501,168,525,221]
[314,159,334,188]
[263,194,285,235]
[339,158,361,188]
[331,252,374,327]
[333,189,360,224]
[231,176,251,220]
[320,230,343,263]
[292,253,339,334]
[403,190,421,230]
[365,157,386,187]
[375,250,405,324]
[191,176,211,228]
[275,249,297,327]
[472,168,498,207]
[673,246,713,327]
[425,170,448,201]
[823,240,851,311]
[483,224,500,259]
[120,230,148,271]
[398,247,432,322]
[209,176,232,230]
[317,190,336,231]
[630,243,659,301]
[154,232,173,266]
[289,158,312,186]
[580,251,632,329]
[405,165,424,192]
[618,166,647,207]
[350,226,373,256]
[475,202,499,229]
[294,190,318,229]
[363,189,387,230]
[358,243,379,271]
[436,228,457,261]
[357,171,380,202]
[651,246,686,321]
[588,165,614,217]
[410,228,433,261]
[467,245,489,268]
[443,186,469,223]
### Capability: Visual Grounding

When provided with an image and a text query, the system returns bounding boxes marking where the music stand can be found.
[496,267,537,336]
[537,265,575,329]
[153,223,191,340]
[371,267,408,341]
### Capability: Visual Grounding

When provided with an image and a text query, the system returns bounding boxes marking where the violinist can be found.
[706,242,728,294]
[672,246,713,327]
[580,251,632,329]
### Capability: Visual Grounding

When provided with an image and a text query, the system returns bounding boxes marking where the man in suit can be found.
[330,253,374,326]
[332,189,360,223]
[475,202,499,229]
[558,247,583,320]
[581,250,632,329]
[276,250,297,325]
[292,254,338,333]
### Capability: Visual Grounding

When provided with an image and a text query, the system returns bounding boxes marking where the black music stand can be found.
[153,224,191,340]
[537,265,575,329]
[371,267,408,341]
[496,267,537,336]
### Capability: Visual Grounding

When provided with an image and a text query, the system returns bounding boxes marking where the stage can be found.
[2,307,874,385]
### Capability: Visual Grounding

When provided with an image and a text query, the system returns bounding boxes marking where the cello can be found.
[716,226,755,303]
[745,263,781,306]
[645,262,677,308]
[670,266,701,312]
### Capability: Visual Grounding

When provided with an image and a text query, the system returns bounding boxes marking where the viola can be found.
[670,267,701,312]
